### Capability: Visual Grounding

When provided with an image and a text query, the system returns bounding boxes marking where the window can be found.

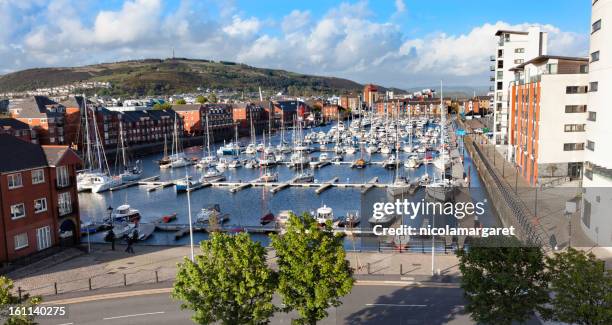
[497,81,503,90]
[31,169,45,184]
[497,71,503,79]
[58,192,72,216]
[566,86,588,94]
[592,19,601,33]
[14,233,28,250]
[7,173,22,189]
[34,198,47,213]
[587,140,595,151]
[10,203,25,219]
[590,82,598,92]
[36,226,52,251]
[580,64,589,73]
[591,51,600,62]
[565,105,587,113]
[514,59,524,64]
[563,143,584,151]
[497,60,504,69]
[564,124,586,132]
[583,199,591,228]
[514,48,525,53]
[56,166,69,187]
[588,111,597,121]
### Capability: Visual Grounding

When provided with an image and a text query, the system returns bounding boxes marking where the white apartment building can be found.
[582,0,612,248]
[509,56,589,185]
[491,27,548,158]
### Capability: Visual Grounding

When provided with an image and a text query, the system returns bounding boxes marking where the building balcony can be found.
[490,76,495,82]
[490,55,496,61]
[490,65,496,71]
[489,86,495,92]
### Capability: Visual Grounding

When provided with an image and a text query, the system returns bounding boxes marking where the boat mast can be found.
[82,95,93,171]
[206,112,211,157]
[119,120,127,169]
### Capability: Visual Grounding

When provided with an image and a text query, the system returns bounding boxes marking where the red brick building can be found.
[232,102,267,136]
[9,96,67,145]
[173,104,202,136]
[363,84,378,108]
[0,118,33,142]
[0,135,82,263]
[321,104,347,121]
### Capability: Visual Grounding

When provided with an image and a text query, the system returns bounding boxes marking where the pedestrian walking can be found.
[125,230,137,254]
[105,229,116,251]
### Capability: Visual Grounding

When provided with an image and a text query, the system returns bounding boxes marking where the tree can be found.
[542,248,612,325]
[456,237,549,325]
[207,93,218,103]
[152,102,172,110]
[270,213,354,325]
[172,233,276,325]
[0,276,41,325]
[175,98,187,105]
[196,95,208,104]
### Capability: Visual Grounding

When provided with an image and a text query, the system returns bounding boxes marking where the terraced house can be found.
[0,134,81,264]
[8,96,67,145]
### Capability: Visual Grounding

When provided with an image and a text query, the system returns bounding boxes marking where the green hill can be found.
[0,58,368,96]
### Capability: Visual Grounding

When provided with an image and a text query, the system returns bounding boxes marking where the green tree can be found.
[542,248,612,325]
[196,95,208,104]
[0,276,41,325]
[456,237,549,325]
[207,93,218,103]
[153,102,172,110]
[172,233,276,325]
[175,98,187,105]
[270,213,354,325]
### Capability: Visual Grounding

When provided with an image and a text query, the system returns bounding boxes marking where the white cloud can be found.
[0,0,589,89]
[222,15,261,37]
[395,0,406,13]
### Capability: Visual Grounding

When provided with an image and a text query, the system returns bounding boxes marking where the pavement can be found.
[11,244,461,297]
[460,119,612,268]
[35,284,486,325]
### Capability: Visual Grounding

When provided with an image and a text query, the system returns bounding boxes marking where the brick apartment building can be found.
[232,102,267,136]
[321,104,347,121]
[173,104,202,136]
[0,118,33,142]
[8,96,67,145]
[0,134,82,263]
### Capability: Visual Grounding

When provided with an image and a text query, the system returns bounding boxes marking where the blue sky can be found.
[0,0,592,88]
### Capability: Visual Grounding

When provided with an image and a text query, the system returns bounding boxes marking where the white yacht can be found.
[315,205,334,225]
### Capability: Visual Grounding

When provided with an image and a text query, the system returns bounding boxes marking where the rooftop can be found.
[510,55,589,71]
[495,30,529,36]
[0,134,48,173]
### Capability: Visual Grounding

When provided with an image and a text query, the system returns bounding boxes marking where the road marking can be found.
[103,311,165,320]
[366,304,427,307]
[44,280,460,305]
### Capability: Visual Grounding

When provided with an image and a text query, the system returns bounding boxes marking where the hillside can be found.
[0,58,366,96]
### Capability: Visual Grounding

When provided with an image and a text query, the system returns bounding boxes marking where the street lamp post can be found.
[431,214,436,276]
[186,174,195,262]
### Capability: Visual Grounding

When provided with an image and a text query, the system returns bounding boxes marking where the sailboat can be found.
[117,120,142,182]
[426,82,458,202]
[387,112,412,197]
[167,116,190,169]
[158,134,171,167]
[292,119,314,183]
[77,96,122,193]
[197,113,217,169]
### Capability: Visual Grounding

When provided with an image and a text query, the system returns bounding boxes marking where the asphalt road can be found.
[38,284,478,325]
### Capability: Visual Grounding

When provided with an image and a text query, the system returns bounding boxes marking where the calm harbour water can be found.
[79,121,500,250]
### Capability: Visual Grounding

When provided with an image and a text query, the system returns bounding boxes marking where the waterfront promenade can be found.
[10,244,461,297]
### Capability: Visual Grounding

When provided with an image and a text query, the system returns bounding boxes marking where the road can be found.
[39,284,475,325]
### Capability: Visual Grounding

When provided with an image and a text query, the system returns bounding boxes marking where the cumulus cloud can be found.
[0,0,589,88]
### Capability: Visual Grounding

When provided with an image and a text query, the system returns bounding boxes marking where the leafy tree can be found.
[542,248,612,325]
[152,102,172,110]
[172,233,276,325]
[207,93,218,103]
[0,276,41,325]
[270,213,354,325]
[456,237,549,325]
[196,95,208,104]
[175,98,187,105]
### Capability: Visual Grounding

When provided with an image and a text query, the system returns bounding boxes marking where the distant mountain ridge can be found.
[0,58,369,96]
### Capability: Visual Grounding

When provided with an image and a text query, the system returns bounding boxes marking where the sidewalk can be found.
[11,244,460,297]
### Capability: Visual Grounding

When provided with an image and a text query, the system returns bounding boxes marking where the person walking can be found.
[105,229,116,251]
[125,230,137,254]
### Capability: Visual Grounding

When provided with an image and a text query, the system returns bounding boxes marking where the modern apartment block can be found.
[582,0,612,248]
[0,134,82,263]
[492,27,548,155]
[509,56,589,185]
